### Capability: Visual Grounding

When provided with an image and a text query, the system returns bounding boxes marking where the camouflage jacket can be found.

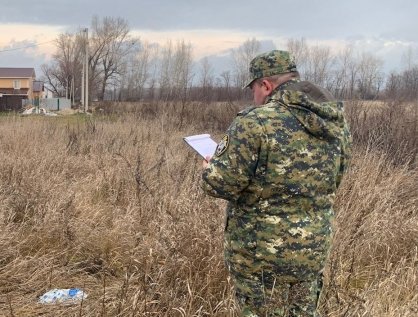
[201,79,351,283]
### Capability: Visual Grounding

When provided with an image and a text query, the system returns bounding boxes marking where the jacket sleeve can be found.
[336,117,352,188]
[201,112,264,202]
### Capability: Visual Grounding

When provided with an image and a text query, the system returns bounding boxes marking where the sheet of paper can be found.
[183,134,217,159]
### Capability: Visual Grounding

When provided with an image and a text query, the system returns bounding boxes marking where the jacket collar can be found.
[265,78,300,104]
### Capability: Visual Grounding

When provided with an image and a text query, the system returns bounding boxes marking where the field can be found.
[0,100,417,316]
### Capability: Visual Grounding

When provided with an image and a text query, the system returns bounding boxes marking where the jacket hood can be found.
[267,80,346,140]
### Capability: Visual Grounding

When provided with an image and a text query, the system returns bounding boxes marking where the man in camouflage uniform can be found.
[201,50,351,316]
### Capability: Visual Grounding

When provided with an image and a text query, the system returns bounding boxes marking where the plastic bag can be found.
[39,288,88,304]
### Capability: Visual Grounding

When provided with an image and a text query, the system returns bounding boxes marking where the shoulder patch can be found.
[215,134,229,157]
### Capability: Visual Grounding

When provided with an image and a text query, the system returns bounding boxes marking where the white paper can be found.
[183,134,217,159]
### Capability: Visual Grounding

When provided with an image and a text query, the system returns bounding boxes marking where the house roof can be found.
[0,67,36,78]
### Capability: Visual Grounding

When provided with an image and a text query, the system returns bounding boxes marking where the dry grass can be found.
[323,149,418,316]
[345,100,418,166]
[0,101,417,316]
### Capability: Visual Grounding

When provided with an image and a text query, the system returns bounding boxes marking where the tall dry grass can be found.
[0,100,417,316]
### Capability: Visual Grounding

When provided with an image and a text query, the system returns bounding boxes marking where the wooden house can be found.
[0,67,36,111]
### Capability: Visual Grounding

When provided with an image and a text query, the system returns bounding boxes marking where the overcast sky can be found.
[1,0,417,77]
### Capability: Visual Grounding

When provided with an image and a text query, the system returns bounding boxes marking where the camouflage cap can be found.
[244,50,297,88]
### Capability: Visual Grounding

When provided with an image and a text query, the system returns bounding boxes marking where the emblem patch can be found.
[215,134,229,157]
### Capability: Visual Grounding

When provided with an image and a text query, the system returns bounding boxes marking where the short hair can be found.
[264,71,300,84]
[251,71,300,88]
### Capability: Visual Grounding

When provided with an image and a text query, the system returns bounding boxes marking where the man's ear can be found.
[262,79,274,93]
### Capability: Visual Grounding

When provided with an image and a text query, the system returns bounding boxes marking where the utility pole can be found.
[72,76,75,105]
[81,64,84,108]
[80,29,85,109]
[84,28,89,112]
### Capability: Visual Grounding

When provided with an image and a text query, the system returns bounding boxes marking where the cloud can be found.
[0,40,54,78]
[135,29,276,59]
[0,24,61,76]
[1,0,418,43]
[1,1,418,78]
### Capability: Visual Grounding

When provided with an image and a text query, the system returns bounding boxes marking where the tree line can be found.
[41,16,418,104]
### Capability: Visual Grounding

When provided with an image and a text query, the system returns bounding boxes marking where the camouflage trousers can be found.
[223,205,330,316]
[224,228,325,317]
[230,270,323,317]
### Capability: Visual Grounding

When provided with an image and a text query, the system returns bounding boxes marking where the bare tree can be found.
[357,52,384,99]
[332,46,358,99]
[120,40,157,101]
[157,40,193,101]
[285,40,379,100]
[199,57,214,87]
[198,57,215,101]
[220,71,231,88]
[286,38,308,74]
[401,46,417,71]
[385,66,418,101]
[172,40,193,102]
[41,32,84,99]
[305,45,334,88]
[158,40,173,100]
[219,70,233,100]
[385,71,402,100]
[41,63,63,96]
[231,38,261,90]
[89,16,138,101]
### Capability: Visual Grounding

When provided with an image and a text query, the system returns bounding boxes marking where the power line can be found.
[0,40,55,53]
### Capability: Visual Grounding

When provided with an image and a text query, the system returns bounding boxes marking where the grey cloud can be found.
[1,0,418,42]
[1,0,417,75]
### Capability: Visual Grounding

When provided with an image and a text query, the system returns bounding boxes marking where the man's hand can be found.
[203,156,212,168]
